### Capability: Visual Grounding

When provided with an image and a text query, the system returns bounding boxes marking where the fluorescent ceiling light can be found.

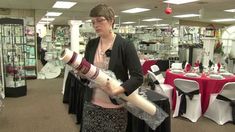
[224,9,235,12]
[164,0,199,5]
[142,18,162,22]
[52,1,77,9]
[122,8,150,13]
[211,18,235,22]
[46,12,62,16]
[85,19,91,22]
[38,21,51,24]
[173,14,200,18]
[135,25,148,28]
[41,18,55,21]
[122,21,136,24]
[154,24,169,27]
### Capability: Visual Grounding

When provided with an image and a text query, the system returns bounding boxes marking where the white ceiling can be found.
[0,0,235,26]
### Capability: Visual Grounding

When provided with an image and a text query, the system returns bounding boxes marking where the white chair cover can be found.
[173,78,201,122]
[150,65,160,73]
[147,70,173,109]
[204,82,235,125]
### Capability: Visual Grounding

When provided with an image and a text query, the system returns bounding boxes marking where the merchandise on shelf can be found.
[25,24,37,79]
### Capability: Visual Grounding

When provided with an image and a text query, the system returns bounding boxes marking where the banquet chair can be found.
[150,64,160,72]
[147,70,173,109]
[150,64,164,83]
[150,64,161,75]
[173,78,201,122]
[204,82,235,125]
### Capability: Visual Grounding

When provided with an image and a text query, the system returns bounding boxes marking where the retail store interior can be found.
[1,0,235,132]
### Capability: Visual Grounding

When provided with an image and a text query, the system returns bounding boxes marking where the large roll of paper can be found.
[60,48,157,115]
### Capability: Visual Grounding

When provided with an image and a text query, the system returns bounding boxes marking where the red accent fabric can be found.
[185,64,191,72]
[217,63,221,72]
[164,69,235,114]
[141,60,157,75]
[194,60,200,67]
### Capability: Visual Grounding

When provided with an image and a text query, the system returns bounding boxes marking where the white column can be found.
[68,20,82,53]
[62,20,82,94]
[202,37,216,67]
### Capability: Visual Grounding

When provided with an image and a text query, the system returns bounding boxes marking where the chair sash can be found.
[148,80,160,90]
[216,95,235,124]
[176,87,199,116]
[153,71,161,76]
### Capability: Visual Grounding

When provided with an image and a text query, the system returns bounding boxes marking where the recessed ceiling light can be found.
[41,18,55,21]
[164,0,199,5]
[52,1,77,9]
[122,8,150,13]
[173,14,200,18]
[122,21,136,24]
[46,12,62,16]
[142,18,162,22]
[211,18,235,22]
[224,9,235,12]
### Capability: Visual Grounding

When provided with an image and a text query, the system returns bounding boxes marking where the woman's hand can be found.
[104,78,125,96]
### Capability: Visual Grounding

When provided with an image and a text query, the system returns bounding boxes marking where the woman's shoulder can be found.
[86,37,99,47]
[88,37,99,43]
[115,33,132,46]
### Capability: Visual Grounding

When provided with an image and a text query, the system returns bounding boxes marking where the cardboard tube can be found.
[60,48,156,115]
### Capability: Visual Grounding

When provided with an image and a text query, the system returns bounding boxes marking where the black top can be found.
[83,33,143,101]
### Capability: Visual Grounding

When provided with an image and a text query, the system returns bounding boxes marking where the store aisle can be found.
[0,78,80,132]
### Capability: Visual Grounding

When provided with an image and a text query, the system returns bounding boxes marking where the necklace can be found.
[99,34,116,56]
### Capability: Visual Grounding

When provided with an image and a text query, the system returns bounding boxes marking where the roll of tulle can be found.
[60,48,157,115]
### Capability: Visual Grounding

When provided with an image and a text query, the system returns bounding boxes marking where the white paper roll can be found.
[60,48,157,115]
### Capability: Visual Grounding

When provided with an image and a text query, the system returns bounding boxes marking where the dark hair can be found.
[89,4,115,27]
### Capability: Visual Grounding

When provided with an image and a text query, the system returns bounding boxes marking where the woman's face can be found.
[91,17,113,37]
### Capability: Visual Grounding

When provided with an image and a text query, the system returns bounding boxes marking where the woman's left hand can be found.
[105,78,125,96]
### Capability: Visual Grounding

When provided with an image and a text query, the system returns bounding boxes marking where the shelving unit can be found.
[25,25,37,79]
[0,18,27,97]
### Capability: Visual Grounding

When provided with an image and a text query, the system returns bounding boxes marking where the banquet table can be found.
[63,71,171,132]
[164,69,235,114]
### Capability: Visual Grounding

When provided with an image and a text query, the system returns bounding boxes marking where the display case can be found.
[0,37,4,99]
[25,25,37,79]
[0,18,27,97]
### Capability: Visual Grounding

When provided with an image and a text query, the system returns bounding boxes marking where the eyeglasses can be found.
[91,18,107,25]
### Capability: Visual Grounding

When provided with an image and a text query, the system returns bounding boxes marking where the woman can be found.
[81,4,143,132]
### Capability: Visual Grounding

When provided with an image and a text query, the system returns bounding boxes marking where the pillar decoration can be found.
[202,37,216,67]
[62,20,82,94]
[68,20,82,53]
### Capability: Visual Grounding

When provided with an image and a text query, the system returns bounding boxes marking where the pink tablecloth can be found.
[141,60,157,75]
[164,69,235,114]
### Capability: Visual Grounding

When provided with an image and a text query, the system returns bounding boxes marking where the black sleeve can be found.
[120,41,143,95]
